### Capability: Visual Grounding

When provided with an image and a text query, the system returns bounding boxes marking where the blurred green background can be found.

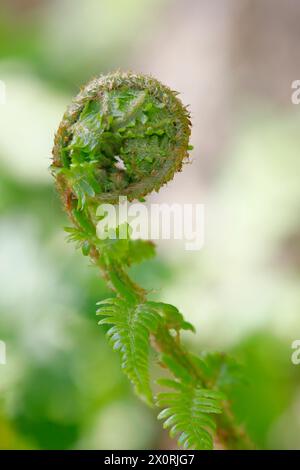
[1,0,300,450]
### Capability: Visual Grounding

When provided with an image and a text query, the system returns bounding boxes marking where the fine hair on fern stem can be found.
[51,71,253,450]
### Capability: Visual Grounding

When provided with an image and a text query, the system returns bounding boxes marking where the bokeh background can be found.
[1,0,300,449]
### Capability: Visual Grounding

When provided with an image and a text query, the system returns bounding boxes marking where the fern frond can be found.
[159,354,193,383]
[97,298,161,404]
[145,301,195,332]
[52,72,252,450]
[157,380,224,450]
[98,236,155,266]
[190,352,246,393]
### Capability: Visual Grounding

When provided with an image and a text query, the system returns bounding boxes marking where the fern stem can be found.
[51,71,254,450]
[150,312,254,449]
[93,241,253,449]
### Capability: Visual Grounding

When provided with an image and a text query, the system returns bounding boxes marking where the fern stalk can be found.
[51,71,253,450]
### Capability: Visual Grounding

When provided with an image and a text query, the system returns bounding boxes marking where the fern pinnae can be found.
[157,381,224,450]
[52,71,253,450]
[97,298,161,404]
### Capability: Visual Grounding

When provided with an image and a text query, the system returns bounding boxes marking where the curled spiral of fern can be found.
[52,71,191,207]
[51,71,252,450]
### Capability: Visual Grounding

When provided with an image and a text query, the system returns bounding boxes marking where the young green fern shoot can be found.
[51,71,252,450]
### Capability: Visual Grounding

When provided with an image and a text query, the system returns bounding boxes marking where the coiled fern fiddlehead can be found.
[51,71,252,450]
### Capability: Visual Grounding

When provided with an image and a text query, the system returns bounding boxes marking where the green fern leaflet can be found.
[157,380,224,450]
